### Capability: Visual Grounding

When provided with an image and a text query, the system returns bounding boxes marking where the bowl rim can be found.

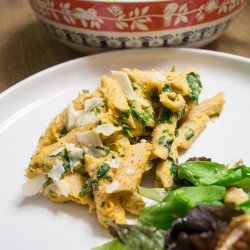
[79,0,173,3]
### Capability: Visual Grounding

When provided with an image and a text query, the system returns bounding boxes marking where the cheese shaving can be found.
[126,168,136,175]
[96,124,119,136]
[106,181,119,194]
[111,71,149,107]
[22,174,47,197]
[76,131,103,147]
[50,147,65,156]
[45,179,69,197]
[84,97,104,112]
[65,144,84,171]
[75,112,100,127]
[109,157,122,169]
[48,160,65,182]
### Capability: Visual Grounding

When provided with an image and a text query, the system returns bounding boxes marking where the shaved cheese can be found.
[48,160,65,182]
[109,157,122,169]
[111,70,149,107]
[84,97,104,112]
[66,103,84,131]
[111,71,135,98]
[45,179,69,197]
[22,174,47,197]
[50,147,65,156]
[150,72,166,81]
[96,124,119,136]
[66,98,103,131]
[76,131,103,147]
[65,144,83,159]
[106,181,119,194]
[75,112,100,127]
[126,168,136,175]
[65,144,84,171]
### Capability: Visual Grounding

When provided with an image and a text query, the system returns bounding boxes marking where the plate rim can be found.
[1,48,249,101]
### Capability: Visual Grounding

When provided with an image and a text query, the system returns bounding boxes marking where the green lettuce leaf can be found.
[138,186,169,202]
[108,223,166,250]
[178,161,250,190]
[237,200,250,214]
[92,239,127,250]
[139,186,226,229]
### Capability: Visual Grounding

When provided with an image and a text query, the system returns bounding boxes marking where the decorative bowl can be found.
[29,0,246,53]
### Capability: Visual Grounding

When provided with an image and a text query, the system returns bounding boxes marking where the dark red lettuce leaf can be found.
[165,204,243,250]
[186,157,212,162]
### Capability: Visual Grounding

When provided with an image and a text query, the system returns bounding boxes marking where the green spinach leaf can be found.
[186,72,202,104]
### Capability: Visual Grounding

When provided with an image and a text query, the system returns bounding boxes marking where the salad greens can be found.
[138,186,169,202]
[93,159,250,250]
[237,199,250,214]
[108,222,166,250]
[93,239,127,250]
[178,161,250,190]
[139,186,226,229]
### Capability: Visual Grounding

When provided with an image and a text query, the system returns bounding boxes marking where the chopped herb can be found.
[186,72,203,104]
[162,129,173,137]
[175,129,179,136]
[158,108,173,124]
[185,127,195,140]
[81,153,86,165]
[162,83,172,92]
[96,162,110,179]
[177,106,187,120]
[58,127,68,138]
[131,106,154,129]
[132,82,138,91]
[117,109,131,124]
[169,158,177,179]
[103,174,112,182]
[79,162,110,197]
[91,103,103,114]
[150,88,159,101]
[100,201,105,208]
[158,136,174,151]
[158,135,166,145]
[120,109,130,120]
[144,106,154,121]
[44,176,53,187]
[82,89,89,93]
[98,120,103,125]
[122,124,133,137]
[131,107,147,128]
[82,172,90,178]
[79,178,99,197]
[165,139,174,151]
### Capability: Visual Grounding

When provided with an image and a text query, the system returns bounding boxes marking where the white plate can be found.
[0,48,249,250]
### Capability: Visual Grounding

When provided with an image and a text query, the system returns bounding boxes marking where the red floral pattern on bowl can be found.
[29,0,246,53]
